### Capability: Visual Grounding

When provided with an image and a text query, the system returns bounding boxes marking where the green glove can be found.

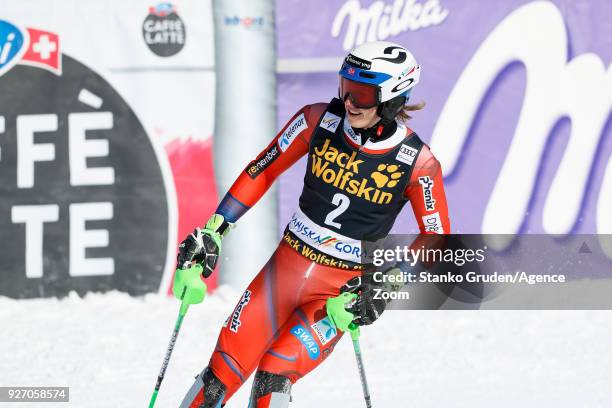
[173,264,207,305]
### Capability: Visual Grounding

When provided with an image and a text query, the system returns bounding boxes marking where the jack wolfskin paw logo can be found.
[371,164,403,188]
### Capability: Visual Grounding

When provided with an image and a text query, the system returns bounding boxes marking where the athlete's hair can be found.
[396,100,426,123]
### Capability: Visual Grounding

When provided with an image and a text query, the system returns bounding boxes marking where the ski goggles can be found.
[339,76,380,109]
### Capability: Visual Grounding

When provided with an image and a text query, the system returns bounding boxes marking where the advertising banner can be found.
[275,0,612,245]
[0,1,217,298]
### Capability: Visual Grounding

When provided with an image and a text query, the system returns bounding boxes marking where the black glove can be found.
[177,228,220,278]
[341,267,407,326]
[177,214,233,277]
[340,272,387,326]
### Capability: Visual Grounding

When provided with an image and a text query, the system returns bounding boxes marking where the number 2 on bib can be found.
[324,193,350,229]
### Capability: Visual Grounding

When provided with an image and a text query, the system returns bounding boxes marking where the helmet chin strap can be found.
[354,116,398,144]
[376,95,407,123]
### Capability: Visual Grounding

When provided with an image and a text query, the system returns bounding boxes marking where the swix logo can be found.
[229,289,251,333]
[418,176,436,211]
[311,138,395,204]
[0,20,61,77]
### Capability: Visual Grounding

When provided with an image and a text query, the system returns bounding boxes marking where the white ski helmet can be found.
[339,41,421,121]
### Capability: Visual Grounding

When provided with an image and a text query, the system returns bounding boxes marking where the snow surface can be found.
[1,288,611,407]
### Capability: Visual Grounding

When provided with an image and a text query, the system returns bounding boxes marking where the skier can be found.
[175,41,450,407]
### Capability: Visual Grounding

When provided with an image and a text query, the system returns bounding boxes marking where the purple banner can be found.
[276,0,612,242]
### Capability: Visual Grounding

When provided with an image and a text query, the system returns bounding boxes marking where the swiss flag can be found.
[21,28,61,75]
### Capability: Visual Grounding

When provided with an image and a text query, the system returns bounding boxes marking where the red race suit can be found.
[183,99,450,407]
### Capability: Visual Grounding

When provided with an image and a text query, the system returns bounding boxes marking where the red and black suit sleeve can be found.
[215,103,327,223]
[405,145,451,235]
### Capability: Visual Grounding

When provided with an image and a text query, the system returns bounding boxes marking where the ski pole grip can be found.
[326,292,357,333]
[173,264,207,306]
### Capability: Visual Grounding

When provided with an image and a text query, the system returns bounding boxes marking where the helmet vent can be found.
[359,72,376,79]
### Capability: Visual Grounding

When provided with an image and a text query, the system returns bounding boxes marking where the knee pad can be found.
[180,367,226,408]
[249,371,292,408]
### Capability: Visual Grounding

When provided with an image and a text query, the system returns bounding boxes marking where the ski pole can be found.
[349,323,372,408]
[326,293,373,408]
[149,264,207,408]
[148,291,190,408]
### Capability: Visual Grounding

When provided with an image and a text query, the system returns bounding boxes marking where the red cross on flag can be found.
[21,28,61,75]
